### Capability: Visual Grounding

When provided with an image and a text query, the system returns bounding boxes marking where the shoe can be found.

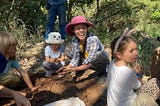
[45,71,52,77]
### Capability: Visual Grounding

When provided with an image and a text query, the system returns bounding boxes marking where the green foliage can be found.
[0,0,160,75]
[134,32,160,75]
[150,10,160,20]
[0,0,47,33]
[73,0,94,6]
[135,0,160,37]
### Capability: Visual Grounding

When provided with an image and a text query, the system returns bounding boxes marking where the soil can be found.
[0,69,107,106]
[0,42,108,106]
[0,42,159,106]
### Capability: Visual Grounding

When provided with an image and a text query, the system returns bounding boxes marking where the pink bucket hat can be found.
[65,16,94,36]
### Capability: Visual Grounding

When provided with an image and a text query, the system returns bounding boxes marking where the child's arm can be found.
[45,56,57,63]
[0,85,31,106]
[57,63,92,75]
[17,67,38,91]
[133,64,143,80]
[57,54,65,62]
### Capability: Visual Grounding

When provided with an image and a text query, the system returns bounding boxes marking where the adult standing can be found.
[44,0,67,40]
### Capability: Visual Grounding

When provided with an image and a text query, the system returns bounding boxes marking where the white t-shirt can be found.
[107,60,141,106]
[45,45,64,58]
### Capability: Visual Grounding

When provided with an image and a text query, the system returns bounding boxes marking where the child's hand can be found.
[49,58,57,63]
[133,63,143,74]
[13,91,31,106]
[56,67,72,75]
[31,86,38,92]
[56,67,65,73]
[56,59,60,62]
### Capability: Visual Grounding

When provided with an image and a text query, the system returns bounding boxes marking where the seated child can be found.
[43,32,65,77]
[0,31,37,91]
[107,28,158,106]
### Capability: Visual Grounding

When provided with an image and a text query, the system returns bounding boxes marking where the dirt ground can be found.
[0,69,107,106]
[0,42,108,106]
[32,71,107,106]
[0,42,159,106]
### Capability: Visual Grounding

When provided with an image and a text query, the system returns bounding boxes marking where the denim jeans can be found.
[44,3,66,40]
[42,61,65,72]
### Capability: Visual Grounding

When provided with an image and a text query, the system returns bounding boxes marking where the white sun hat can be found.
[45,32,64,44]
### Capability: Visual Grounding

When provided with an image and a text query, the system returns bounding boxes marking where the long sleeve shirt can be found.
[70,33,106,67]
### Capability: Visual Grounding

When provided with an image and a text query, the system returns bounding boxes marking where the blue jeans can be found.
[42,61,65,72]
[44,3,66,40]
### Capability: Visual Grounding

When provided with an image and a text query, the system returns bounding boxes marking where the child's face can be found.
[49,44,59,51]
[119,41,138,64]
[6,45,17,58]
[73,24,88,41]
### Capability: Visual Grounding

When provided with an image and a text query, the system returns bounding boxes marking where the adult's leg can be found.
[76,51,110,81]
[91,51,110,76]
[44,5,57,39]
[57,3,66,39]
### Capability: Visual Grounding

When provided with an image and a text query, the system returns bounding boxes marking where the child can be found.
[43,32,65,77]
[0,31,37,91]
[107,28,158,106]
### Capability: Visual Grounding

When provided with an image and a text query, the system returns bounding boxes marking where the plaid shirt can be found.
[70,33,106,67]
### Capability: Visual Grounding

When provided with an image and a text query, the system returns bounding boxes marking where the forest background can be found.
[0,0,160,75]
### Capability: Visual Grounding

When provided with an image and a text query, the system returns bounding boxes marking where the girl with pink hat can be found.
[58,16,110,80]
